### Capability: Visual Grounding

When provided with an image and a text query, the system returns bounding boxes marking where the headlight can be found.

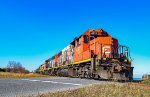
[103,58,106,61]
[124,59,128,62]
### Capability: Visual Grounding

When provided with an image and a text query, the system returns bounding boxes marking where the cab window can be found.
[77,38,81,46]
[84,35,89,43]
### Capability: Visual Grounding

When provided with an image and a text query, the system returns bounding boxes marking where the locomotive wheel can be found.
[84,71,88,78]
[90,73,95,79]
[107,66,113,79]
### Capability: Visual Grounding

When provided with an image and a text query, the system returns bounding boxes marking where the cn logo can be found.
[102,46,110,54]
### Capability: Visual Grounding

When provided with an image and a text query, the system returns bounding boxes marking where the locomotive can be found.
[39,29,133,81]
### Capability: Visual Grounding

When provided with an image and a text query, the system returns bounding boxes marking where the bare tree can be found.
[6,61,29,73]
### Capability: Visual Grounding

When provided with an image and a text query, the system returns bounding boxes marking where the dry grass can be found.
[0,72,50,78]
[142,79,150,86]
[37,83,150,97]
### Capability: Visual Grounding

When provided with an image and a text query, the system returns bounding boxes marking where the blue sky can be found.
[0,0,149,77]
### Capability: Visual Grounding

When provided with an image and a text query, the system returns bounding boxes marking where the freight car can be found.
[39,29,134,81]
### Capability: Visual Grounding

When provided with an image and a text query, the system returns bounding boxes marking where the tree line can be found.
[0,61,29,74]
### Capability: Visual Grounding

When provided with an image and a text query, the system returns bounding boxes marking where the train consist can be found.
[39,29,134,81]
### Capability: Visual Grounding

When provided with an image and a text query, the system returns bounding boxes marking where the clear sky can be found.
[0,0,149,77]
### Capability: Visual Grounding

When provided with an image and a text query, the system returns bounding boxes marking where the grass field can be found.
[37,83,150,97]
[142,79,150,86]
[0,72,50,78]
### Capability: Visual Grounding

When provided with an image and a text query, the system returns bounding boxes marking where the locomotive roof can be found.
[70,35,82,44]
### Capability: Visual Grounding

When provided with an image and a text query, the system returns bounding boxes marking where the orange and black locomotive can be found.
[39,29,133,81]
